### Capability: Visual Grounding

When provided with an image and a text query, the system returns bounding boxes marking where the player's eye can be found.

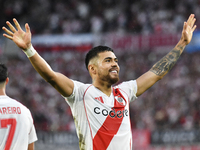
[114,59,118,63]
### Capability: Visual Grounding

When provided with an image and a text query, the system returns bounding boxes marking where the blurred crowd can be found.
[1,0,200,133]
[3,49,200,132]
[1,0,200,35]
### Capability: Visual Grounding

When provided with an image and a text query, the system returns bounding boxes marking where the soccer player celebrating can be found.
[0,64,37,150]
[2,14,196,150]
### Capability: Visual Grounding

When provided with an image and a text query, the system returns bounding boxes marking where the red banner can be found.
[102,33,181,51]
[30,33,181,52]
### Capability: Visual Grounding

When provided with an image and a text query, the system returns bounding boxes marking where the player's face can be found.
[96,51,120,84]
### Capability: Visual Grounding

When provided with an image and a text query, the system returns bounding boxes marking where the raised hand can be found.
[2,18,32,50]
[181,14,197,45]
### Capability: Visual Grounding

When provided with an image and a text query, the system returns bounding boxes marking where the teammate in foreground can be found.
[0,64,37,150]
[2,14,196,150]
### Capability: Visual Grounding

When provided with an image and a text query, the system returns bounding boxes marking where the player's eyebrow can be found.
[104,57,118,61]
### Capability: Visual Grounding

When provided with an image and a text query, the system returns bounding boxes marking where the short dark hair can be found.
[0,64,8,82]
[85,46,114,70]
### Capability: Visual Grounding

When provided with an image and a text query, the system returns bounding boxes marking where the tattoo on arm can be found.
[150,46,183,76]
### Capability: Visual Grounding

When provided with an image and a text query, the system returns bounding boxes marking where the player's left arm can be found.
[136,14,196,97]
[28,142,34,150]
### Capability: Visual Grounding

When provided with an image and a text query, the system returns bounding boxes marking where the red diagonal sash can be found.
[93,88,127,150]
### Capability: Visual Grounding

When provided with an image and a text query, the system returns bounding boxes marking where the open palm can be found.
[182,14,196,45]
[2,18,32,50]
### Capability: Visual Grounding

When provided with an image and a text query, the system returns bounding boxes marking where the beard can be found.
[98,71,119,85]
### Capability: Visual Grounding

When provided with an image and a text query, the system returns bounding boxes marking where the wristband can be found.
[23,45,36,58]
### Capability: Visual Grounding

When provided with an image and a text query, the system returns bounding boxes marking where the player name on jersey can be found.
[0,107,21,114]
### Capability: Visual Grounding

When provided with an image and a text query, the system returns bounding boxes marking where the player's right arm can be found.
[29,52,74,97]
[2,19,74,97]
[28,142,35,150]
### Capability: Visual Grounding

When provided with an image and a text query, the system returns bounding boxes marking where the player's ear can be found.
[88,64,96,75]
[5,77,9,85]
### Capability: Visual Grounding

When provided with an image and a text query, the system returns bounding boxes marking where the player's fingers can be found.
[6,21,17,33]
[192,25,197,32]
[3,33,13,40]
[13,18,22,30]
[25,23,31,34]
[2,27,14,36]
[186,15,191,23]
[187,14,195,27]
[183,22,187,31]
[191,18,196,27]
[186,14,192,26]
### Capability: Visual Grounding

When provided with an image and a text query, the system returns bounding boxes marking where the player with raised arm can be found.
[0,64,37,150]
[2,14,196,150]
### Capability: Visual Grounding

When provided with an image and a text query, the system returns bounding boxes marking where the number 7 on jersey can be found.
[0,118,17,150]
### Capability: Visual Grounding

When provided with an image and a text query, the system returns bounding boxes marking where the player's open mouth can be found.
[110,70,118,74]
[111,70,117,73]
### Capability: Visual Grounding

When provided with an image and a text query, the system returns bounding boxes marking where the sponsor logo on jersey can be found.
[94,107,128,118]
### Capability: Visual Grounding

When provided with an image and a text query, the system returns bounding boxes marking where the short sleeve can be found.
[28,124,38,144]
[62,80,85,107]
[118,80,138,103]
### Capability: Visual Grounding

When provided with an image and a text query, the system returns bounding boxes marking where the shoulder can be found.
[116,80,137,88]
[7,96,31,112]
[114,80,138,96]
[65,80,92,98]
[72,80,92,90]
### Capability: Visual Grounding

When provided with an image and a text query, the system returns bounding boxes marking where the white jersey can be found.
[64,80,137,150]
[0,95,37,150]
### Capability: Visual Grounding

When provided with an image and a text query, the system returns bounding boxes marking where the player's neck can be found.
[0,81,7,96]
[0,89,6,96]
[93,81,112,97]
